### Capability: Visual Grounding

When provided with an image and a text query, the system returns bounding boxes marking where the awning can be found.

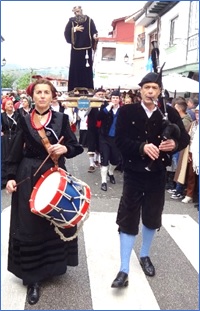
[163,63,199,76]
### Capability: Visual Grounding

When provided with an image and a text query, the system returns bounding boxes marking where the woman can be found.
[1,97,19,188]
[17,95,33,117]
[6,79,84,305]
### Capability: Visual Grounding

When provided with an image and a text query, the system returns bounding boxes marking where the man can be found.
[86,88,105,173]
[97,89,121,191]
[111,72,190,288]
[64,6,98,92]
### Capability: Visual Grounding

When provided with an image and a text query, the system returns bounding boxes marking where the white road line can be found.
[83,212,160,310]
[2,209,198,310]
[1,206,27,310]
[162,214,199,273]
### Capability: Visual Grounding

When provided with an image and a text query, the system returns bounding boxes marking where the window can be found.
[101,47,116,61]
[59,81,67,86]
[136,32,145,52]
[170,16,178,46]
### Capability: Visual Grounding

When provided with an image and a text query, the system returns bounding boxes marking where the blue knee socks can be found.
[140,225,156,258]
[119,232,136,274]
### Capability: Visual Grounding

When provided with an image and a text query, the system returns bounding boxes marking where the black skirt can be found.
[8,157,79,286]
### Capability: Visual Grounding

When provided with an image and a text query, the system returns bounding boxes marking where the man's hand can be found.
[159,139,176,152]
[93,33,98,40]
[143,143,160,160]
[74,25,84,32]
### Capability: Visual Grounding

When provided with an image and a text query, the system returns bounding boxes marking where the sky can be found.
[1,1,145,70]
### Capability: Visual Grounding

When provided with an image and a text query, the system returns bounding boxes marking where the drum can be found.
[29,167,91,229]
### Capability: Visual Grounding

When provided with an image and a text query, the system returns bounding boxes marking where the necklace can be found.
[35,108,50,120]
[30,109,52,130]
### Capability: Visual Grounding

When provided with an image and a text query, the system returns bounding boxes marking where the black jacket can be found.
[115,103,190,172]
[97,102,120,137]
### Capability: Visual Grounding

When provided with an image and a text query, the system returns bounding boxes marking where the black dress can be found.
[1,111,20,187]
[7,111,84,285]
[64,15,98,91]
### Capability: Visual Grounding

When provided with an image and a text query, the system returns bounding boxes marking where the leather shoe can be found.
[101,182,107,191]
[107,172,116,184]
[27,283,40,305]
[111,271,128,288]
[140,256,155,277]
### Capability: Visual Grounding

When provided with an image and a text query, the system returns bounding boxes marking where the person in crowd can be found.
[5,79,84,305]
[85,88,105,172]
[50,97,65,113]
[17,95,33,118]
[124,93,134,105]
[64,5,98,92]
[111,72,190,288]
[170,98,192,200]
[1,97,20,188]
[181,105,199,204]
[186,97,198,121]
[62,101,77,132]
[78,108,88,147]
[97,89,121,191]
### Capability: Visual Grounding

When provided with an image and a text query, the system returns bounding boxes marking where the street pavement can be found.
[1,148,199,310]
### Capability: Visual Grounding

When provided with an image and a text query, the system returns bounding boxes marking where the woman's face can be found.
[22,98,29,109]
[33,84,52,111]
[5,100,14,112]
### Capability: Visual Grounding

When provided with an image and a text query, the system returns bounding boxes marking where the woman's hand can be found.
[48,144,68,156]
[6,180,17,193]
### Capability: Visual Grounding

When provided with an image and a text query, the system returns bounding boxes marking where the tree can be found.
[16,72,33,89]
[1,72,16,88]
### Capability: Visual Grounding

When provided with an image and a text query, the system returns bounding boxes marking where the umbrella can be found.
[162,74,199,93]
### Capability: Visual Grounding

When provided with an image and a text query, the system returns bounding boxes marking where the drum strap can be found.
[32,114,59,166]
[38,128,59,166]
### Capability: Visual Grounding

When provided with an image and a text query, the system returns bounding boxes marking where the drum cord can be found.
[53,210,90,242]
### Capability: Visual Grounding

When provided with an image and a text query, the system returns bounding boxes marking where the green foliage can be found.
[17,72,32,89]
[1,72,16,88]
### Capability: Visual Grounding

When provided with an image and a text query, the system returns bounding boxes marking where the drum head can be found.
[30,167,67,214]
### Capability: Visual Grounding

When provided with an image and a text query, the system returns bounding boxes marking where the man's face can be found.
[74,8,82,16]
[111,96,120,106]
[140,83,161,105]
[95,91,104,98]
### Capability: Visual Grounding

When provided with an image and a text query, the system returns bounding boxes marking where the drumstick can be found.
[33,136,64,177]
[15,176,30,187]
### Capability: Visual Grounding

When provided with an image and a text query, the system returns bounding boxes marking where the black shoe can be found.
[27,283,40,305]
[107,172,116,184]
[140,256,155,277]
[101,182,107,191]
[111,271,128,288]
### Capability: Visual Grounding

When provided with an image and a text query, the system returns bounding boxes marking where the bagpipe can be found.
[145,63,181,171]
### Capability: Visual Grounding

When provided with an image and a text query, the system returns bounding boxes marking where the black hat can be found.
[111,89,121,97]
[138,72,162,88]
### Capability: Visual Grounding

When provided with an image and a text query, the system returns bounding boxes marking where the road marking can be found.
[1,209,198,310]
[83,212,160,310]
[1,206,27,310]
[162,214,199,273]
